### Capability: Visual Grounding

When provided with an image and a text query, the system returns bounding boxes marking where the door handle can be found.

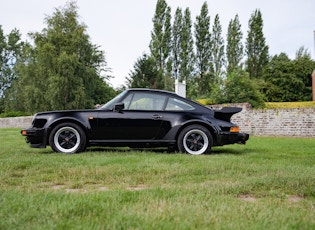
[152,114,162,119]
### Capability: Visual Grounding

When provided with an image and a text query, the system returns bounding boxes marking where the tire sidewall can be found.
[178,125,213,155]
[49,123,86,154]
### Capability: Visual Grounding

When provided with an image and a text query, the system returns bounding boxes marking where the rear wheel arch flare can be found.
[175,122,217,144]
[177,123,214,155]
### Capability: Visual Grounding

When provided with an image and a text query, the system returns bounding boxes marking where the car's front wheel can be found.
[177,125,213,155]
[49,123,86,154]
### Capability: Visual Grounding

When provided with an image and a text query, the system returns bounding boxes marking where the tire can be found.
[177,125,213,155]
[49,123,86,154]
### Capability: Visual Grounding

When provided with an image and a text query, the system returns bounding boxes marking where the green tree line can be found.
[0,2,115,114]
[1,0,314,115]
[128,0,315,107]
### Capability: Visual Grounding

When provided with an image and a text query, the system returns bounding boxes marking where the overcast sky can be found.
[1,0,314,88]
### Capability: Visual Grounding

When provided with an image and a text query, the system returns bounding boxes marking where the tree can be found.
[245,9,269,79]
[6,1,113,113]
[149,0,172,90]
[194,2,212,96]
[171,7,183,80]
[211,14,225,82]
[293,47,315,101]
[263,53,296,102]
[171,7,195,84]
[126,54,161,89]
[0,26,24,112]
[220,69,265,107]
[226,15,243,75]
[263,48,315,102]
[180,8,195,83]
[6,44,49,112]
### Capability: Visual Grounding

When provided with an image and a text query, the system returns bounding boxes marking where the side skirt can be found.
[88,139,176,148]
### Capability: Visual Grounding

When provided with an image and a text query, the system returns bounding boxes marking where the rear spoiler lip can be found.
[213,107,242,122]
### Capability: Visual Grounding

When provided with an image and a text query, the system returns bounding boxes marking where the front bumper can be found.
[216,132,249,146]
[21,127,47,148]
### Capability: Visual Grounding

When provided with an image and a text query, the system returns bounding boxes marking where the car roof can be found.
[127,88,177,95]
[126,88,210,111]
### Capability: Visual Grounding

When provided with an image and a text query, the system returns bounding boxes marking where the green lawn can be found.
[0,128,314,229]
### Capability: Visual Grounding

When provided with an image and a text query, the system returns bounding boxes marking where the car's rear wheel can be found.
[49,123,86,154]
[177,125,212,155]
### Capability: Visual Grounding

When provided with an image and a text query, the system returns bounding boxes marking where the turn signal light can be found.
[21,130,27,136]
[230,126,240,133]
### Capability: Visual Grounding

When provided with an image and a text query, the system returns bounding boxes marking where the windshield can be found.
[99,90,127,110]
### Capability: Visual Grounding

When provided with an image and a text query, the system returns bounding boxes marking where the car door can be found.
[94,92,167,140]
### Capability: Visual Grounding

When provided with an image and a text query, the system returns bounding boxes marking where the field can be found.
[0,128,314,229]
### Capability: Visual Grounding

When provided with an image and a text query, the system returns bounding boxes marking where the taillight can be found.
[230,126,240,133]
[21,130,27,136]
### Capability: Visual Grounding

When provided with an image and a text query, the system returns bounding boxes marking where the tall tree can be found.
[194,2,212,95]
[226,14,243,75]
[6,1,113,113]
[171,7,183,80]
[171,7,195,84]
[245,9,269,79]
[180,8,195,83]
[149,0,172,90]
[211,14,225,82]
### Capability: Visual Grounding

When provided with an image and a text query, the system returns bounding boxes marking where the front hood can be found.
[213,107,242,122]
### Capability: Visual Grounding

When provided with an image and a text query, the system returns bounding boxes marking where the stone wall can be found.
[1,105,315,137]
[0,116,33,128]
[211,103,315,137]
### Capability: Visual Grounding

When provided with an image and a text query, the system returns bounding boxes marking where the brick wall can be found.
[210,103,315,137]
[1,105,315,137]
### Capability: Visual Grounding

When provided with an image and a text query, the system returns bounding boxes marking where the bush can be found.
[0,111,31,118]
[265,101,315,109]
[196,98,216,105]
[218,70,265,108]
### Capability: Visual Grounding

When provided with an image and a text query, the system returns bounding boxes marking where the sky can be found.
[1,0,314,88]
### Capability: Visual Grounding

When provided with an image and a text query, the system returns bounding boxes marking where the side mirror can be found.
[113,103,124,112]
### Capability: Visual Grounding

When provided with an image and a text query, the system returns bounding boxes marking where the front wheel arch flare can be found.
[49,122,86,154]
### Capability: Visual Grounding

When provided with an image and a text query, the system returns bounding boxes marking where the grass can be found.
[0,128,314,229]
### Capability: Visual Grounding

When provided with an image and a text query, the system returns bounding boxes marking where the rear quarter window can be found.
[165,98,195,111]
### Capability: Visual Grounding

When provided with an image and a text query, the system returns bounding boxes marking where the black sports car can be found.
[21,88,249,155]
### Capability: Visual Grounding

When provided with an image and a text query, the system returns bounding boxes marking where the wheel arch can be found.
[175,121,219,146]
[46,118,90,143]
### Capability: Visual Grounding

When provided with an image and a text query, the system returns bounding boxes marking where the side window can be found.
[165,97,195,111]
[121,94,133,109]
[127,92,166,111]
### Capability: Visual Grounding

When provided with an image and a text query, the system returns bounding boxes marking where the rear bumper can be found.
[216,132,249,146]
[21,127,47,148]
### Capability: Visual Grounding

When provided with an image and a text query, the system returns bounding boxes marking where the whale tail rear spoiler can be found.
[214,107,242,122]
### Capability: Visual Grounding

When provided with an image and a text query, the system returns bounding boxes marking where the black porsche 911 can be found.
[21,88,249,155]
